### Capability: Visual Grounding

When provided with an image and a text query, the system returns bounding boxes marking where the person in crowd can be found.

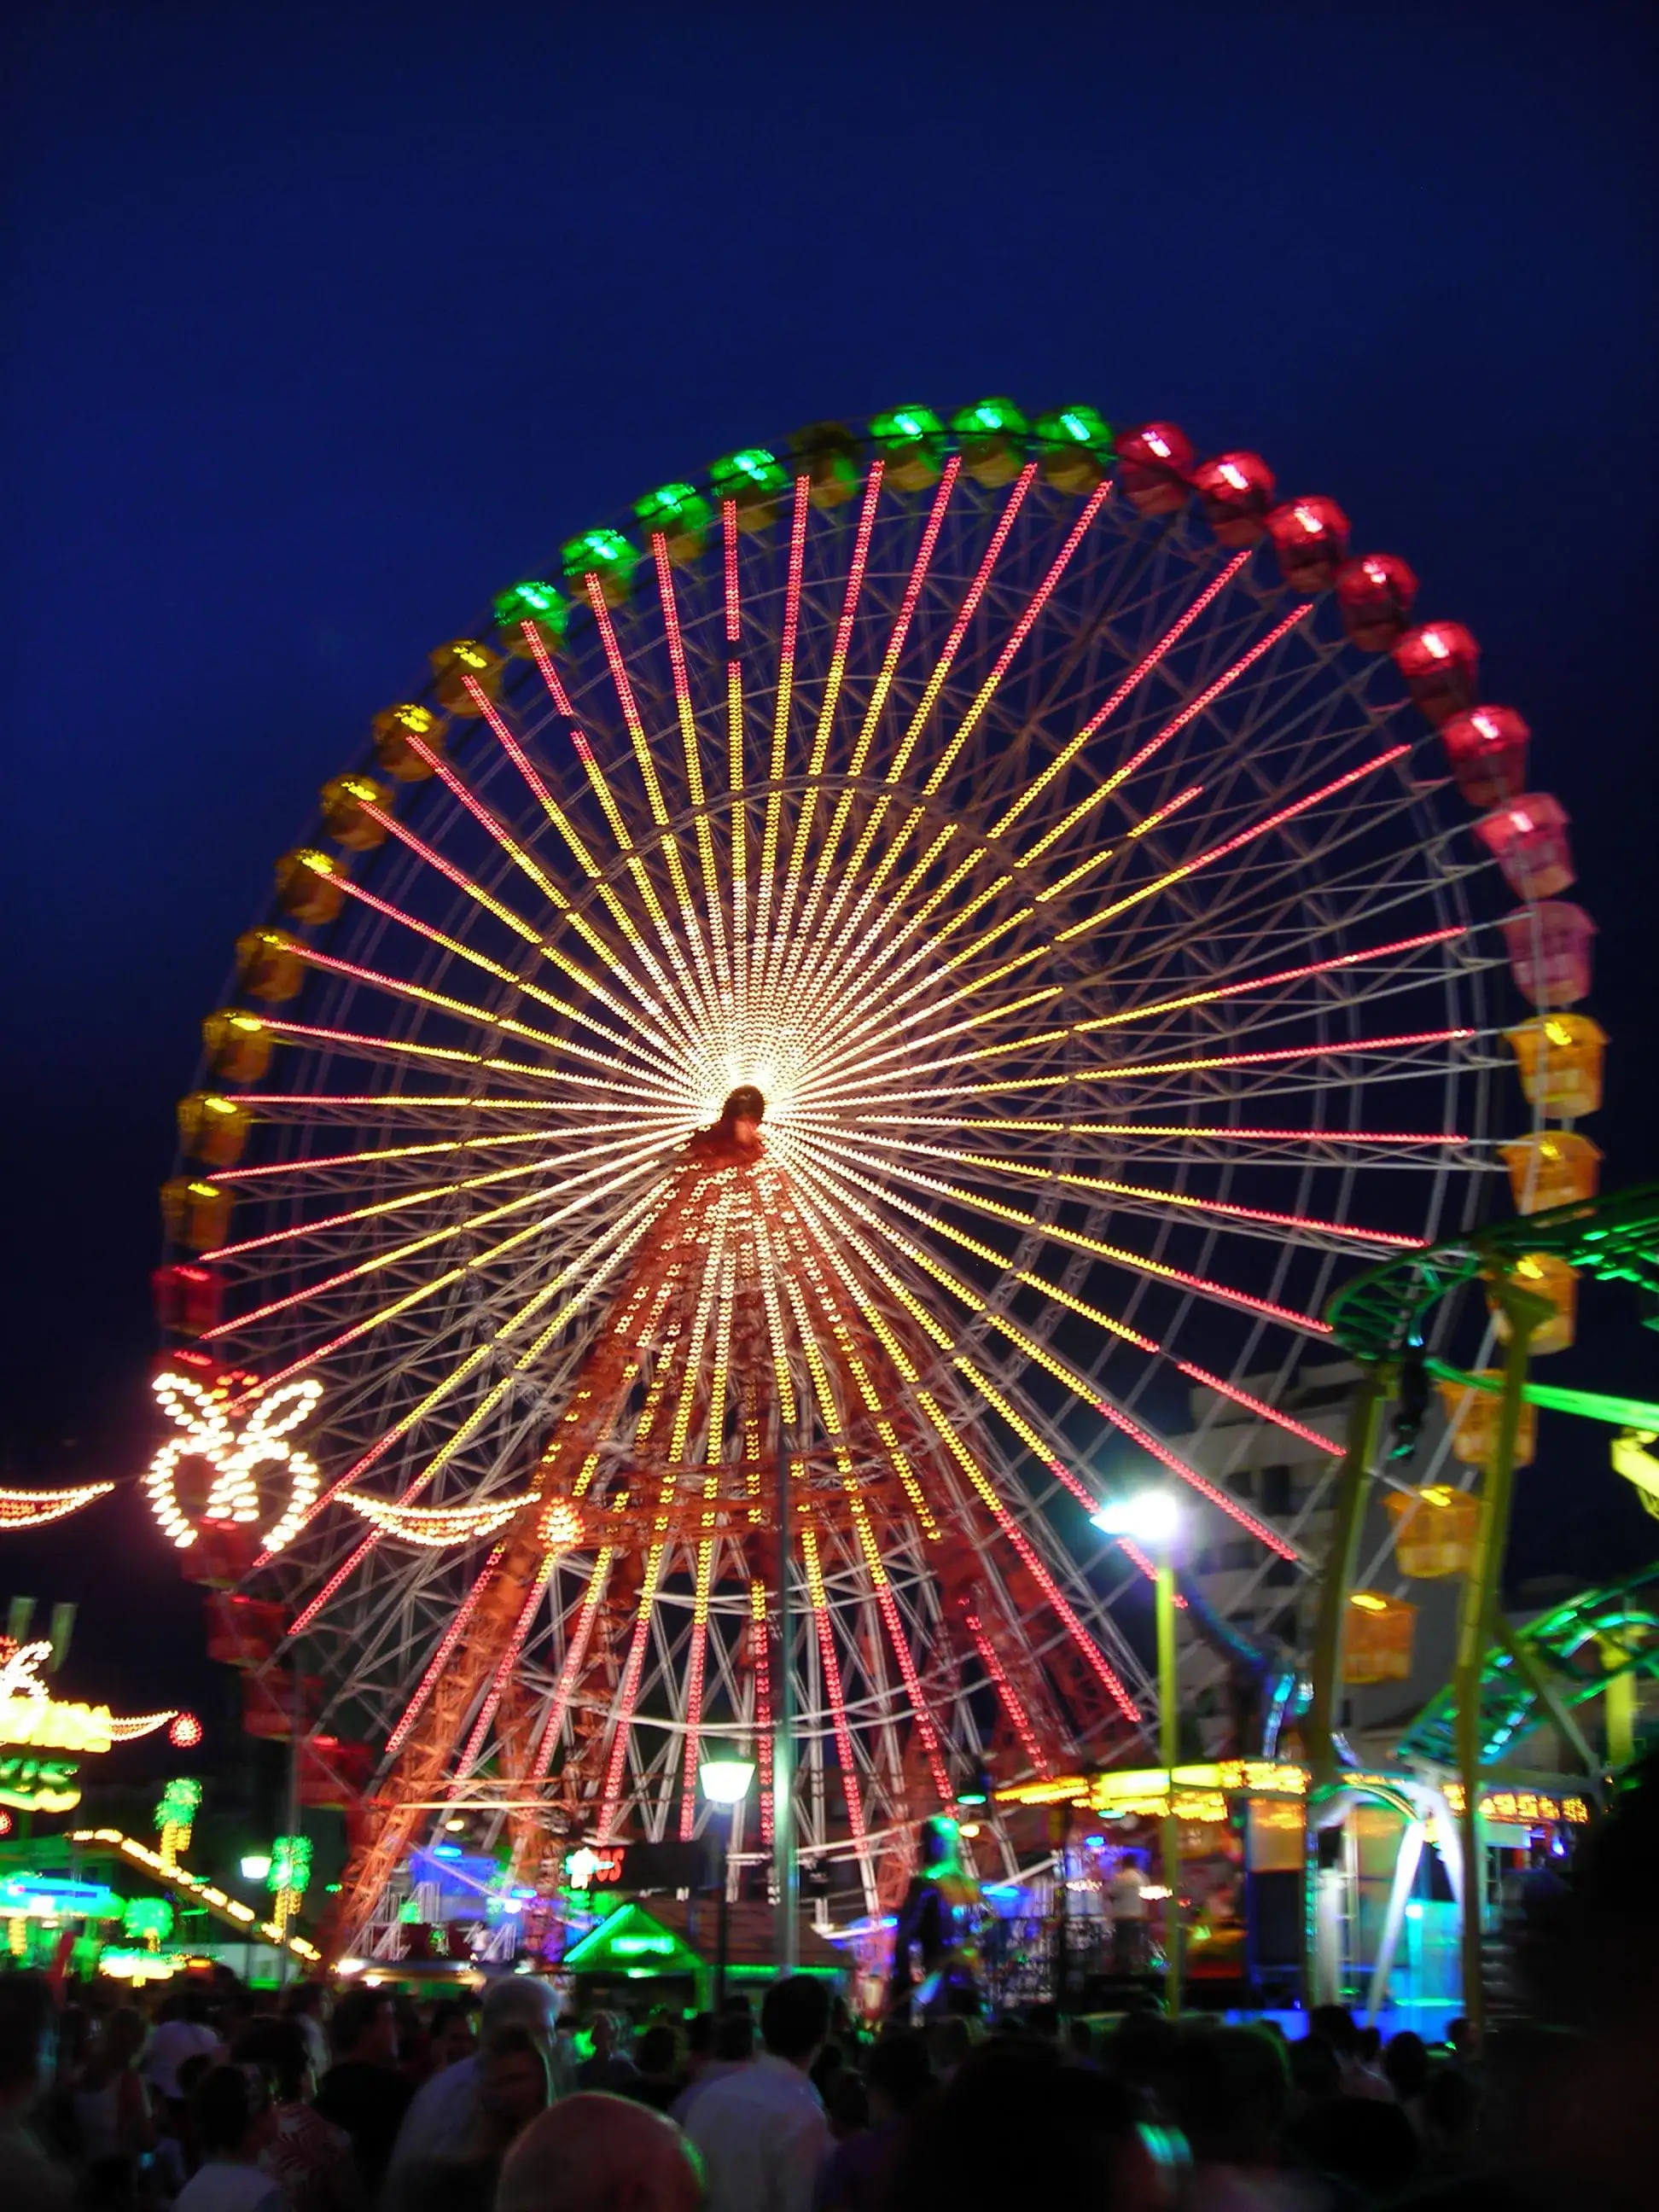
[1109,1859,1150,1975]
[821,2069,867,2146]
[282,1986,331,2083]
[1065,2017,1098,2069]
[807,2041,842,2114]
[313,1985,413,2197]
[1284,2030,1341,2128]
[1382,2029,1429,2141]
[497,2092,704,2212]
[233,2012,361,2212]
[885,2039,1149,2212]
[0,1970,71,2212]
[1167,2023,1302,2212]
[424,1999,478,2075]
[1108,2005,1177,2116]
[552,2014,583,2094]
[401,2023,551,2212]
[386,1970,557,2186]
[818,2030,931,2212]
[70,2003,154,2195]
[173,2063,285,2212]
[577,2011,639,2092]
[670,2009,754,2126]
[144,1988,223,2111]
[922,2016,972,2086]
[1421,2061,1479,2177]
[626,2024,684,2113]
[1293,2089,1421,2201]
[1306,2006,1393,2101]
[684,1975,830,2212]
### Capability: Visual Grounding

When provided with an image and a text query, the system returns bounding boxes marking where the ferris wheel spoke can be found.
[649,534,731,1000]
[780,1253,953,1802]
[748,478,812,1002]
[841,1131,1422,1252]
[469,645,702,1043]
[289,944,690,1099]
[521,652,717,1046]
[985,550,1257,841]
[786,1132,1329,1347]
[793,780,1216,1082]
[789,1143,1339,1481]
[908,1384,1141,1722]
[847,1111,1464,1154]
[273,1191,668,1584]
[810,478,1111,952]
[770,462,960,1004]
[760,465,886,1009]
[352,797,690,1073]
[583,579,725,1024]
[201,1126,669,1263]
[798,1522,876,1906]
[201,1144,672,1347]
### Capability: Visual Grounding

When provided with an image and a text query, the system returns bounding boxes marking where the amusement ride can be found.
[132,398,1640,1976]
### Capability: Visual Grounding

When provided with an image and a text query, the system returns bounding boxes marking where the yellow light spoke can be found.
[329,873,686,1086]
[585,578,721,1020]
[761,463,884,1006]
[986,549,1254,841]
[770,461,959,1004]
[204,1142,676,1344]
[206,1126,674,1261]
[750,479,811,999]
[297,944,687,1100]
[1054,746,1411,946]
[651,534,731,999]
[788,1126,1329,1336]
[360,793,681,1062]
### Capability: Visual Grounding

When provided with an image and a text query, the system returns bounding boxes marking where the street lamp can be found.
[699,1752,755,2011]
[1091,1491,1184,2017]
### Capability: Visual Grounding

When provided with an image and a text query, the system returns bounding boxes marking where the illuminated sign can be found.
[0,1639,178,1811]
[1441,1783,1588,1825]
[563,1845,625,1892]
[0,1877,120,1919]
[0,1756,83,1813]
[561,1901,701,1977]
[147,1371,322,1554]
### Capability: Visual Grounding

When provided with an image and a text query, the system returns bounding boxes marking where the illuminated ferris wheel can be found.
[150,401,1514,1948]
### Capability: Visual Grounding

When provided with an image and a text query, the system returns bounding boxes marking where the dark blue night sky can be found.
[4,1,1655,1713]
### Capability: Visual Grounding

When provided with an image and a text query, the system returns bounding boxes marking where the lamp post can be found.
[700,1752,755,2011]
[1092,1491,1183,2017]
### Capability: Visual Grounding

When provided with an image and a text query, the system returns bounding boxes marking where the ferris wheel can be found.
[149,400,1515,1947]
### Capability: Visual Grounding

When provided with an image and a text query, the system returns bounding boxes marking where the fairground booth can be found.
[997,1757,1591,2036]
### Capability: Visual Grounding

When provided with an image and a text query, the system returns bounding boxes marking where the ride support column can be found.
[1452,1268,1551,2048]
[1301,1365,1387,2006]
[773,1428,800,1973]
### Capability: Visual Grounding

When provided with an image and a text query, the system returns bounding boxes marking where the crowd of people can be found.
[0,1755,1654,2212]
[0,1959,1619,2212]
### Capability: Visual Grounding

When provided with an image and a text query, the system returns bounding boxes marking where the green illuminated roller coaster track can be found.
[1318,1179,1659,1772]
[1325,1179,1659,1390]
[1302,1180,1659,2026]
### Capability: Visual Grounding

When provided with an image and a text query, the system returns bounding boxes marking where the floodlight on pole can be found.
[1090,1491,1181,1545]
[240,1854,272,1883]
[699,1751,754,2010]
[698,1755,756,1807]
[1091,1488,1185,2017]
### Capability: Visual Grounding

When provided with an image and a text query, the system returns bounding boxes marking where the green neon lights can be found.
[1428,1359,1659,1430]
